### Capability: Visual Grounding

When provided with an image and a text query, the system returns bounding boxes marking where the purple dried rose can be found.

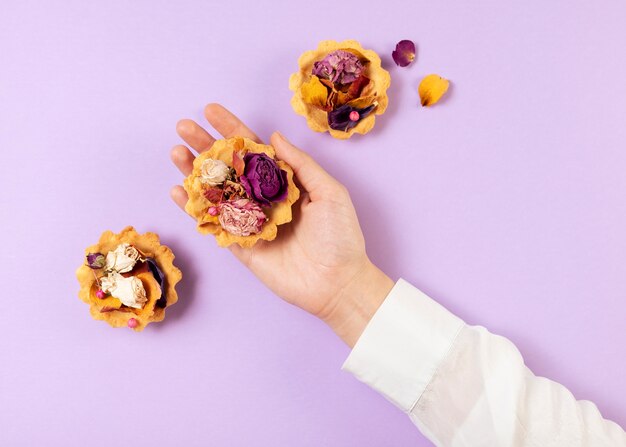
[312,50,364,85]
[240,153,288,207]
[86,252,105,269]
[328,103,377,131]
[218,198,267,236]
[392,40,416,67]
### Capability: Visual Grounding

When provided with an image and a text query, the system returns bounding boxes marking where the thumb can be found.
[270,131,339,201]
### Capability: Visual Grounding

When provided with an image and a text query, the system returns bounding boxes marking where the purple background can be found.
[1,1,625,445]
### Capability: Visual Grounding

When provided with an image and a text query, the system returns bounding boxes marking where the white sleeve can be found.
[342,279,626,447]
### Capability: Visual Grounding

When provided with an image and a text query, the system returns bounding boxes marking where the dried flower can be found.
[86,252,105,269]
[218,198,267,236]
[301,75,329,110]
[328,102,377,131]
[312,50,364,85]
[105,243,143,273]
[418,74,450,107]
[392,40,416,67]
[200,158,230,186]
[100,272,147,309]
[240,153,288,207]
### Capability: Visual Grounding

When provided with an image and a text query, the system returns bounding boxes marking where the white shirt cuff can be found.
[342,278,465,412]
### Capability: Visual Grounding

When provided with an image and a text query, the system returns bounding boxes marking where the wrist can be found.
[322,260,394,347]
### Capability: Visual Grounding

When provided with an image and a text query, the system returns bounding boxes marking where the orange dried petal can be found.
[300,75,328,109]
[418,74,450,107]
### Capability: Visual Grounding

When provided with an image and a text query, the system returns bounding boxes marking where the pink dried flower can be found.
[312,50,364,85]
[218,198,267,237]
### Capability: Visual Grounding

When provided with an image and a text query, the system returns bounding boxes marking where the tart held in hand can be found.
[76,227,182,331]
[289,39,391,139]
[183,136,300,248]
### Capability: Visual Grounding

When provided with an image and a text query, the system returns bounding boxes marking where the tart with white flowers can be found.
[76,227,182,331]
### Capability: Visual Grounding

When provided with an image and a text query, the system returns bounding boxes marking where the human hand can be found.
[170,104,393,346]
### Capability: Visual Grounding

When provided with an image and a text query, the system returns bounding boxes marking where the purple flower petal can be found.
[328,103,377,131]
[392,40,416,67]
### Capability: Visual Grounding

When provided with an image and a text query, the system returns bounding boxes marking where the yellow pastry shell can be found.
[289,39,391,139]
[183,137,300,248]
[75,226,182,331]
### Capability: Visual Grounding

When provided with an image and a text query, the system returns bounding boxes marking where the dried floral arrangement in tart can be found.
[184,137,300,248]
[289,39,391,139]
[76,227,182,331]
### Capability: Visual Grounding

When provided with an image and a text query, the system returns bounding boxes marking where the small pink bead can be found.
[208,206,219,216]
[349,111,360,122]
[95,289,106,299]
[127,318,138,329]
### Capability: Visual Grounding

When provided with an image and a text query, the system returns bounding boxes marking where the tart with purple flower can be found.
[76,227,182,331]
[289,40,391,139]
[184,137,300,247]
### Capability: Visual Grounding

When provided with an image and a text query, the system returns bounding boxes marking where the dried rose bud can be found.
[86,253,105,269]
[392,40,416,67]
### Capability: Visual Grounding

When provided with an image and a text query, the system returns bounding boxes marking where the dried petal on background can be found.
[418,74,450,107]
[301,75,329,109]
[392,40,416,67]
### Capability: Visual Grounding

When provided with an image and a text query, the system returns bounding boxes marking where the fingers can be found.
[170,145,195,176]
[270,131,343,201]
[170,185,188,211]
[176,119,216,153]
[204,103,261,142]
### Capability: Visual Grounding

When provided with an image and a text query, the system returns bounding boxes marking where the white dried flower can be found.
[200,158,230,186]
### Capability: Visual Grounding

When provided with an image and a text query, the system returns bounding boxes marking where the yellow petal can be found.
[418,74,449,107]
[300,75,328,109]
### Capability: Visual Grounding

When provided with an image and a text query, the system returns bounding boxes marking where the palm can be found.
[237,196,366,317]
